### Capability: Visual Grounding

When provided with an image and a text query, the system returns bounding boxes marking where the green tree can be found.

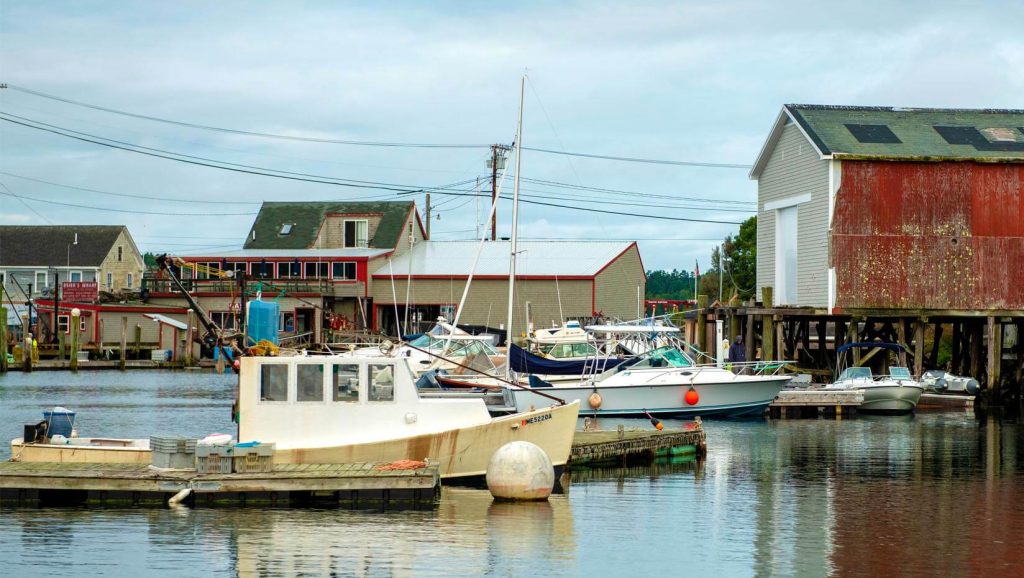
[711,216,756,301]
[143,252,158,269]
[645,269,695,300]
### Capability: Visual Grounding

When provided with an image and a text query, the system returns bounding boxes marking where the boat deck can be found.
[0,461,439,508]
[568,423,706,466]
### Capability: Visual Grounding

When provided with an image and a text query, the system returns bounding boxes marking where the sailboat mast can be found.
[506,75,525,373]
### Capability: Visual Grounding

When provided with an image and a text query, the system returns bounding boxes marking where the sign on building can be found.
[62,281,99,303]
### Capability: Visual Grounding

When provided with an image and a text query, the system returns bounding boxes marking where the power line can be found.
[0,188,258,216]
[4,84,489,149]
[0,180,54,224]
[5,84,752,169]
[518,176,756,205]
[0,170,262,205]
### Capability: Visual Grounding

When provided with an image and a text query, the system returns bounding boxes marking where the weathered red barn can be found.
[750,105,1024,312]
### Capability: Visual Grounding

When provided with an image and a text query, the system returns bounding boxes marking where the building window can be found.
[260,365,289,402]
[34,271,47,292]
[117,246,123,262]
[58,315,69,334]
[279,223,293,235]
[256,262,274,278]
[280,261,300,279]
[211,311,237,331]
[280,311,295,333]
[333,364,360,402]
[369,364,395,402]
[344,220,369,248]
[304,262,328,279]
[126,273,134,289]
[332,262,357,280]
[70,271,83,282]
[106,273,112,288]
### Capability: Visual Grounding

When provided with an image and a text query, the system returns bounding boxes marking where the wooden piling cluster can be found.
[685,288,1024,408]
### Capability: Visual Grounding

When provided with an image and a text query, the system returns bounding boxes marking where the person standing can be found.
[728,334,746,363]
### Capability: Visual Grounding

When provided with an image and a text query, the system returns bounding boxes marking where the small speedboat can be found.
[824,342,924,414]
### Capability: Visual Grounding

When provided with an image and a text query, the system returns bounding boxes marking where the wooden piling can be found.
[987,316,1001,395]
[0,305,7,373]
[22,313,32,372]
[914,319,925,378]
[133,325,142,359]
[119,317,128,371]
[696,295,708,355]
[58,330,66,362]
[761,287,774,361]
[70,310,80,372]
[184,310,195,366]
[744,299,755,363]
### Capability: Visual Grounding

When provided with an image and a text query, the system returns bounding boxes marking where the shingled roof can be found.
[751,104,1024,178]
[243,201,416,250]
[0,225,128,267]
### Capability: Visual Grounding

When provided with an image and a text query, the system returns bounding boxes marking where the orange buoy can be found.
[684,387,699,406]
[588,392,603,409]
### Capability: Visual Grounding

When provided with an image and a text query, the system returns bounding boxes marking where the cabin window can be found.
[297,364,324,402]
[333,364,360,402]
[369,364,395,402]
[280,311,295,333]
[332,261,357,280]
[260,364,289,402]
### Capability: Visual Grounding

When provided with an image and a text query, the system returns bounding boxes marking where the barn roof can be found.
[244,201,417,250]
[751,104,1024,178]
[372,241,638,278]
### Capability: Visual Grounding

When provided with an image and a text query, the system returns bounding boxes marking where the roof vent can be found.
[279,223,293,235]
[845,124,901,144]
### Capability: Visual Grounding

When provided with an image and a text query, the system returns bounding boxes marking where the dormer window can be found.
[344,220,368,248]
[279,223,294,235]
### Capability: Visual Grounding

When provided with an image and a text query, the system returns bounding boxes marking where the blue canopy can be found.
[508,343,625,375]
[836,341,904,354]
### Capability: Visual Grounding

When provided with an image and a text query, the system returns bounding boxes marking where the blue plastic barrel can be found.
[246,300,280,346]
[43,408,76,438]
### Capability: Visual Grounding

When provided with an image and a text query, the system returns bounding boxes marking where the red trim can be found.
[34,300,187,315]
[371,274,593,281]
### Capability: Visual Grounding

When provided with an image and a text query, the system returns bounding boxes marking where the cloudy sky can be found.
[2,1,1022,271]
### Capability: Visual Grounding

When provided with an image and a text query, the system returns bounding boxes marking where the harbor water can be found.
[2,371,1023,577]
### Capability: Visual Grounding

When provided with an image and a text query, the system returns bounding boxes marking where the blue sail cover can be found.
[508,344,625,375]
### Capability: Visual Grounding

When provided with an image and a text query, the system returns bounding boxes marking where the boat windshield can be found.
[628,346,692,369]
[409,335,498,357]
[838,367,873,381]
[543,342,599,359]
[889,367,912,379]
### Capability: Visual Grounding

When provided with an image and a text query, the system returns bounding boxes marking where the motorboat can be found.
[530,320,588,347]
[11,353,580,480]
[511,345,791,418]
[823,342,924,413]
[351,317,505,376]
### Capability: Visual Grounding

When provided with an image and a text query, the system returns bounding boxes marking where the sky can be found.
[1,1,1022,272]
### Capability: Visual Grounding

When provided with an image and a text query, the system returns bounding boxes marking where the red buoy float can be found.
[684,387,699,406]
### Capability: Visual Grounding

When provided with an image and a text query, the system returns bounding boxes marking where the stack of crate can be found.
[150,437,197,469]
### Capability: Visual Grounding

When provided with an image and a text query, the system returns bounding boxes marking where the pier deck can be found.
[0,461,439,508]
[769,389,863,419]
[568,423,706,466]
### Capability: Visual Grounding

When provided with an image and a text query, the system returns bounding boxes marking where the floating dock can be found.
[568,423,706,466]
[918,392,975,410]
[769,389,864,418]
[0,461,439,508]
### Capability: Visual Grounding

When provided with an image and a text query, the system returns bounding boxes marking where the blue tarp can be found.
[836,341,904,354]
[508,343,625,375]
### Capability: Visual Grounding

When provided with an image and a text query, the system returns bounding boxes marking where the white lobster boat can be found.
[11,354,580,480]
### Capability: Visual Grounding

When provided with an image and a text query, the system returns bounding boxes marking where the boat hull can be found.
[10,438,151,464]
[512,378,788,418]
[275,401,581,479]
[859,384,924,413]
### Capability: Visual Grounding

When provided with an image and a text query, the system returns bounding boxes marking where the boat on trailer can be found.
[11,354,580,480]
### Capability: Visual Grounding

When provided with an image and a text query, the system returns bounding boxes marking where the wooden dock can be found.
[769,389,864,419]
[568,423,706,466]
[918,392,975,410]
[0,461,439,508]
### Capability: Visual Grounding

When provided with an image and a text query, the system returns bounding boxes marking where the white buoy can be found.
[486,441,555,501]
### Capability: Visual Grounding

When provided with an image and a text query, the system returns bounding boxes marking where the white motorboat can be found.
[511,345,791,418]
[824,342,924,413]
[351,317,504,376]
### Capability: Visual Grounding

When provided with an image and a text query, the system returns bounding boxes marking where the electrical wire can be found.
[3,84,489,149]
[0,180,54,224]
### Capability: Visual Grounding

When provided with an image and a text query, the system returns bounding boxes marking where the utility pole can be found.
[488,144,511,241]
[425,193,431,240]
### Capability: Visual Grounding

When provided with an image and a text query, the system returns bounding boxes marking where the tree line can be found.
[645,216,756,302]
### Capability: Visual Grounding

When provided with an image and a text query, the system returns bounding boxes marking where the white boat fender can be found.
[588,392,602,409]
[168,488,192,505]
[49,434,69,445]
[197,433,233,446]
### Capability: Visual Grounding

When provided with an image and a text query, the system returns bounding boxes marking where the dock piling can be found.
[119,317,128,370]
[70,309,80,372]
[0,305,7,373]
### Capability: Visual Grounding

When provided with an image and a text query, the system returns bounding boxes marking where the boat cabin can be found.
[238,355,493,449]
